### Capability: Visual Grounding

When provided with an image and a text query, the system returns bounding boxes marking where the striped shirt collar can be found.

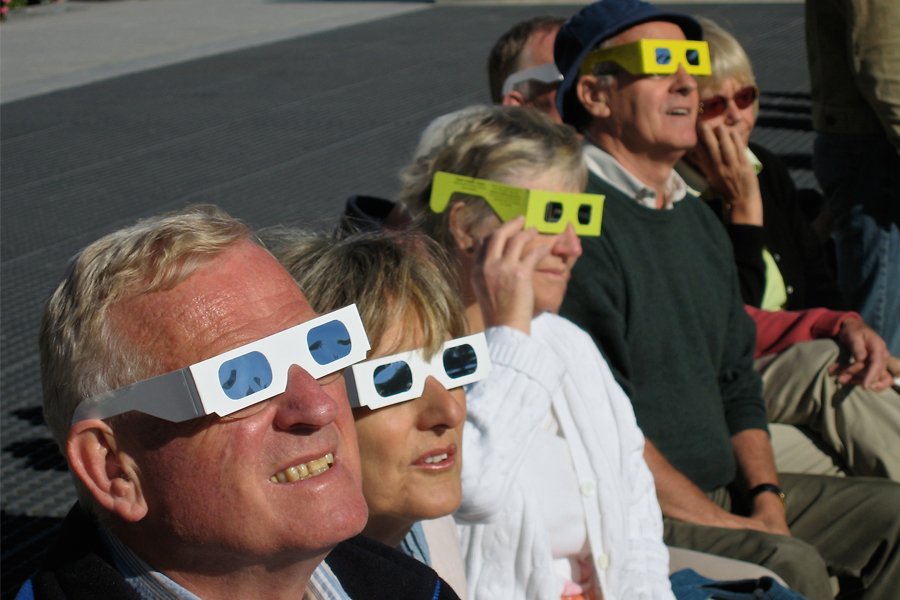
[583,143,688,209]
[101,528,350,599]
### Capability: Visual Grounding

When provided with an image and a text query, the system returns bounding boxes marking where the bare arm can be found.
[644,439,767,531]
[730,428,791,535]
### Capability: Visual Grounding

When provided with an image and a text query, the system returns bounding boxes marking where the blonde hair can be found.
[398,105,585,253]
[40,205,251,449]
[267,229,467,359]
[697,17,757,97]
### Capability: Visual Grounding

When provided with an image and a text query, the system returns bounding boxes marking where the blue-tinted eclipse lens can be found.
[308,320,352,365]
[685,49,700,65]
[373,361,414,397]
[218,351,273,400]
[655,48,672,65]
[443,344,478,379]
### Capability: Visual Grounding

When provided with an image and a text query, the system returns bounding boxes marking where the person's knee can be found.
[747,534,832,599]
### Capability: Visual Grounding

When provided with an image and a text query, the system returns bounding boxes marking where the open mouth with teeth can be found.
[423,452,449,465]
[667,108,691,116]
[270,453,334,483]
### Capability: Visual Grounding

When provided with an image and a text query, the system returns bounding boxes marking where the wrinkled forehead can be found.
[110,241,318,374]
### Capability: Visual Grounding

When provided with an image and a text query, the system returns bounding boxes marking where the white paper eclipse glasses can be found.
[345,333,491,411]
[71,304,371,424]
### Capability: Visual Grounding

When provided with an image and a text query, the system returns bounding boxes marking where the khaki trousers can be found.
[758,339,900,481]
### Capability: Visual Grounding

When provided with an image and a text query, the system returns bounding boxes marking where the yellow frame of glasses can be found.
[430,171,604,236]
[580,38,711,77]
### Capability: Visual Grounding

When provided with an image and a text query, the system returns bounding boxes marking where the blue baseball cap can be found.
[554,0,702,128]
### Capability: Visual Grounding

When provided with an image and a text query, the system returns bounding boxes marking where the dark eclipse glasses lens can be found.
[371,343,480,399]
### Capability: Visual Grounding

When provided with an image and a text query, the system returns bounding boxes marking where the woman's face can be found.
[471,168,584,316]
[698,77,758,146]
[352,317,466,542]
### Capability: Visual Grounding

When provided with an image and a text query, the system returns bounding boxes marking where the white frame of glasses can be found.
[71,304,370,424]
[345,332,491,410]
[501,62,564,96]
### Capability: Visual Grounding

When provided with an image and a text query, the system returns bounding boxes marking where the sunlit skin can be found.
[92,241,368,597]
[503,25,563,123]
[464,169,583,328]
[582,21,700,199]
[353,316,466,547]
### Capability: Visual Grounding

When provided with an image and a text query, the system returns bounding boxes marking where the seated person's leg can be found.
[769,423,845,477]
[780,473,900,599]
[758,339,900,480]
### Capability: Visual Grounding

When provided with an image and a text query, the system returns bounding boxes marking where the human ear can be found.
[67,420,148,523]
[502,91,527,107]
[577,75,611,118]
[447,202,479,255]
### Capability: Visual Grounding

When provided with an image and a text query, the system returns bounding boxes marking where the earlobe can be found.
[68,421,148,523]
[577,76,611,118]
[501,91,526,107]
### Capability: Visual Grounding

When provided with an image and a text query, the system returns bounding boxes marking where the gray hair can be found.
[398,105,586,253]
[40,205,251,450]
[266,229,467,359]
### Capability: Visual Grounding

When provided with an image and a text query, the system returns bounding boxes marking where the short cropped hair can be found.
[40,205,251,449]
[397,105,585,253]
[268,230,467,360]
[488,16,566,103]
[696,17,757,96]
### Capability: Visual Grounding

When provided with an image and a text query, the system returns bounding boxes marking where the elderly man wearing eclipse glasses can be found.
[20,205,459,600]
[553,1,900,598]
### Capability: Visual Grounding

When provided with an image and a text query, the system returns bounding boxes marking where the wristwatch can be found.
[749,483,786,507]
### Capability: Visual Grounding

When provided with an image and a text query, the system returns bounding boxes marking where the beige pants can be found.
[758,339,900,481]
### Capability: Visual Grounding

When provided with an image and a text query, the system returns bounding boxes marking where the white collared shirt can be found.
[582,143,689,209]
[102,528,349,600]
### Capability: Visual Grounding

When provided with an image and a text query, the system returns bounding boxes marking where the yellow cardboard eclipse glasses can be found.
[429,171,604,236]
[580,39,711,77]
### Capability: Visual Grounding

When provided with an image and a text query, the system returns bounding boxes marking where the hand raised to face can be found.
[686,122,763,225]
[470,216,551,335]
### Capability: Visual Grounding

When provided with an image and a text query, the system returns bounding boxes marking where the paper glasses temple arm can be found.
[70,369,207,424]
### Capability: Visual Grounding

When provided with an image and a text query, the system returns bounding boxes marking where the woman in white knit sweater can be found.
[398,106,673,600]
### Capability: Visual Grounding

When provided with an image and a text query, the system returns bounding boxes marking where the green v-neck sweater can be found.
[560,172,767,491]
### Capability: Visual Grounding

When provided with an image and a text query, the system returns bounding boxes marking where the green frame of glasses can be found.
[430,171,604,236]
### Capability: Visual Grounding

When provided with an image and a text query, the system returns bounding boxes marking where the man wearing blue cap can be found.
[556,1,900,598]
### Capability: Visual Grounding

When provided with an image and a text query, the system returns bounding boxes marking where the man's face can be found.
[516,25,563,122]
[110,241,368,568]
[597,21,699,163]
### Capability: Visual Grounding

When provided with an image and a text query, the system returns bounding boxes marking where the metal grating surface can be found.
[1,4,811,597]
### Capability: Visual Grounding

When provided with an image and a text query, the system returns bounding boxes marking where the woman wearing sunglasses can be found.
[397,105,676,600]
[269,230,476,597]
[677,17,845,313]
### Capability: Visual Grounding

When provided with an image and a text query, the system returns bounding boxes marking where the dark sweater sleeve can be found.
[727,223,766,306]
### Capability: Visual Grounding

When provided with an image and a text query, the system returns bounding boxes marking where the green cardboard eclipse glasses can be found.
[71,304,370,424]
[430,171,605,236]
[580,39,711,77]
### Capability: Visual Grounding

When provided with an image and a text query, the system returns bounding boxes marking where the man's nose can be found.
[672,64,697,96]
[271,365,340,431]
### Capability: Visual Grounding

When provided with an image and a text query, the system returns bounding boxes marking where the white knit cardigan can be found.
[455,313,674,600]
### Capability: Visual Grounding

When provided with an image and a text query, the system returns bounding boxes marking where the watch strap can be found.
[748,483,786,506]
